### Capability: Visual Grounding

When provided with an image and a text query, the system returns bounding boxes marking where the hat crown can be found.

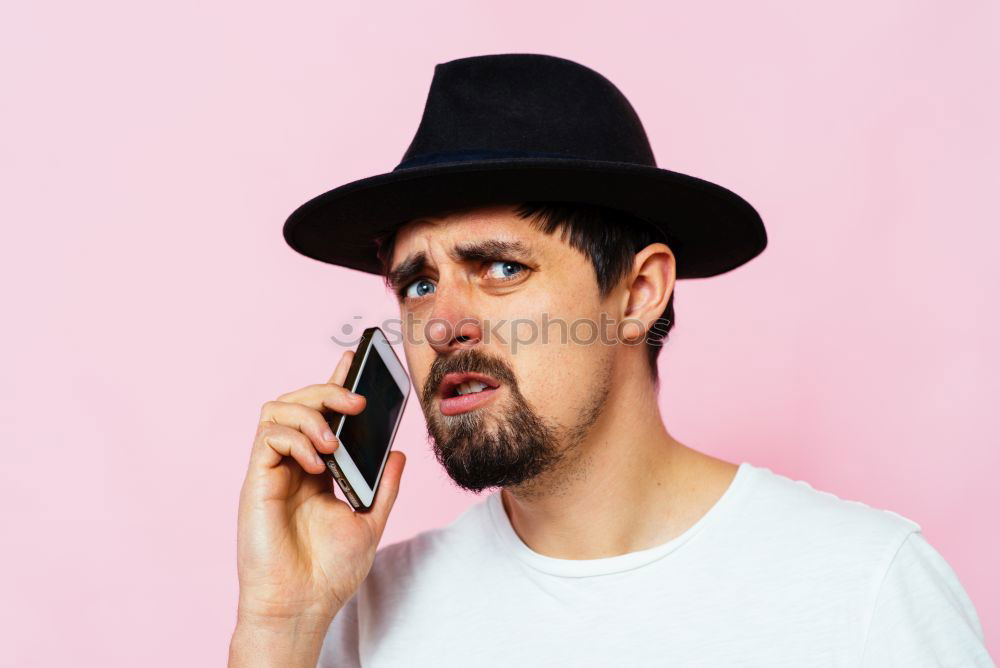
[397,54,657,169]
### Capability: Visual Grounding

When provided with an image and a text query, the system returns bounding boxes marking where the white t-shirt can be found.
[318,461,994,666]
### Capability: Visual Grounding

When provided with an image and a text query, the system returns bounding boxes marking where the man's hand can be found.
[228,351,407,667]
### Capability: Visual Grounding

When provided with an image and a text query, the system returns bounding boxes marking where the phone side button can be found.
[325,460,345,481]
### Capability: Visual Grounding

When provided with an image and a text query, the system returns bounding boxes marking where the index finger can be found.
[328,350,355,386]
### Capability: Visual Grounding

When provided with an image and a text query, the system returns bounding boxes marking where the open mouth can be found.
[438,371,502,416]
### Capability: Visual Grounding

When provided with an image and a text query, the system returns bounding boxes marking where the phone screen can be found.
[339,347,405,488]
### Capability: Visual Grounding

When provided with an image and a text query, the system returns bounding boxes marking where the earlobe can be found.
[619,319,645,343]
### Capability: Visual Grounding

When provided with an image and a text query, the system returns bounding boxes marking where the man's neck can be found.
[499,367,738,560]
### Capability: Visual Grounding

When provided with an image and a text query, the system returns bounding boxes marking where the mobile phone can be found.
[321,327,410,511]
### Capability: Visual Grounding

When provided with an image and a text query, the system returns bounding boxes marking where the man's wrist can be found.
[236,588,341,629]
[229,609,335,668]
[235,604,336,636]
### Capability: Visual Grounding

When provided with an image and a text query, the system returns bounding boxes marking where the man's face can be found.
[388,203,620,495]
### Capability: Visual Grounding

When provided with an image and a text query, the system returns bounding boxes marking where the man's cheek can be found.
[492,310,557,355]
[480,317,510,349]
[508,317,542,355]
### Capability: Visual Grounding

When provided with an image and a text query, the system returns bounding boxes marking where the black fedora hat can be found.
[283,53,766,279]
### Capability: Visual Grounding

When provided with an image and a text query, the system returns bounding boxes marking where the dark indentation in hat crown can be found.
[399,54,657,167]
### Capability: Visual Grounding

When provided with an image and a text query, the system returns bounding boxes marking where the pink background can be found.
[2,1,997,664]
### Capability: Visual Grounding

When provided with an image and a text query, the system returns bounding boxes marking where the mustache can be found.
[421,348,518,406]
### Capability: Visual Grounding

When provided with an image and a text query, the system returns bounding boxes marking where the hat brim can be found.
[282,158,767,279]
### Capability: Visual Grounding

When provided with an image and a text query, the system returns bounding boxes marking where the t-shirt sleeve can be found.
[316,594,361,668]
[861,530,995,667]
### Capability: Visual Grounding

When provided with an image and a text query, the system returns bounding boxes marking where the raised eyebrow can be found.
[449,239,535,263]
[387,251,429,291]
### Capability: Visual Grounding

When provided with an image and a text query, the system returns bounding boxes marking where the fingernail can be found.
[314,452,325,467]
[323,429,336,441]
[348,391,361,399]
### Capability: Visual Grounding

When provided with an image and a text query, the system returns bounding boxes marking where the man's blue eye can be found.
[486,261,525,279]
[404,279,436,299]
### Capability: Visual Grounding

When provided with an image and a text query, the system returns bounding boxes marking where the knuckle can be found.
[255,421,282,442]
[291,403,323,430]
[259,400,283,418]
[261,425,306,450]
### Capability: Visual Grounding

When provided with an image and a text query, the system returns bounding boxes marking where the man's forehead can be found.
[389,204,545,265]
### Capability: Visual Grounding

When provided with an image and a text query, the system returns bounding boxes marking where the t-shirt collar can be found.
[485,461,757,577]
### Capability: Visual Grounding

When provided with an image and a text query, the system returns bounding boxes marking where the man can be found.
[229,54,993,666]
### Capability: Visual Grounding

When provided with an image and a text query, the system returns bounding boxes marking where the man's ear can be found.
[619,243,676,343]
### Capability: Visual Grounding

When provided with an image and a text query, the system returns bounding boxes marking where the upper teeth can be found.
[456,380,488,395]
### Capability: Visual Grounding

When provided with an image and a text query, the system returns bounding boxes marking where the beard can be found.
[420,347,606,494]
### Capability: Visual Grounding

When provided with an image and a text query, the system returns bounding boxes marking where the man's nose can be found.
[425,293,483,355]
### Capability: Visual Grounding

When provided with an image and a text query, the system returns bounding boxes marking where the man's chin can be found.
[430,418,500,458]
[428,426,564,494]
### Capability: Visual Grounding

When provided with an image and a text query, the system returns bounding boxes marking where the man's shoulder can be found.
[732,463,923,571]
[746,463,921,533]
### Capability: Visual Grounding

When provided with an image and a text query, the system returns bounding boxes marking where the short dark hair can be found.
[374,202,675,382]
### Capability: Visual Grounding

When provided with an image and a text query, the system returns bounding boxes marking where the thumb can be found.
[366,450,407,534]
